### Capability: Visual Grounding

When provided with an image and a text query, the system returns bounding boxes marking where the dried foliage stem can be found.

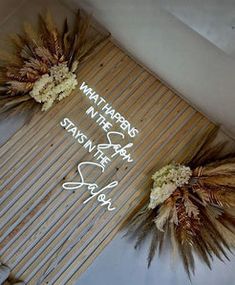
[0,9,110,115]
[125,128,235,278]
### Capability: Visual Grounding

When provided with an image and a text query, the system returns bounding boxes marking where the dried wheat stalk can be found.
[125,128,235,278]
[0,9,110,114]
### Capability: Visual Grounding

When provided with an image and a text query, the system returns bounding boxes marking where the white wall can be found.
[159,0,235,57]
[64,0,235,139]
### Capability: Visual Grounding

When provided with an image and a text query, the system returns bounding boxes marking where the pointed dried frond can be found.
[20,40,36,60]
[202,159,235,176]
[23,22,41,48]
[9,33,24,51]
[38,11,63,61]
[154,203,172,232]
[0,94,32,114]
[196,185,235,208]
[125,133,235,278]
[188,126,220,167]
[24,58,49,74]
[192,141,227,168]
[0,50,22,66]
[45,9,57,34]
[0,8,109,114]
[67,9,91,67]
[125,206,155,240]
[175,198,200,246]
[76,32,111,66]
[183,195,200,218]
[201,175,235,188]
[147,228,158,267]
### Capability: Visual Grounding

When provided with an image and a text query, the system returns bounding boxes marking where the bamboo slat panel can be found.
[0,40,215,285]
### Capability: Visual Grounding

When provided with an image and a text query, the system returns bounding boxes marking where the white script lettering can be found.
[62,162,117,211]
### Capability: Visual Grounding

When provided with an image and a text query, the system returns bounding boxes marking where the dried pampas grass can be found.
[125,128,235,278]
[0,9,110,115]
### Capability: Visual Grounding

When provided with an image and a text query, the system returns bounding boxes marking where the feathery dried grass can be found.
[0,9,110,115]
[125,129,235,278]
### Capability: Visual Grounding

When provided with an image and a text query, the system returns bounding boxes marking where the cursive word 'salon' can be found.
[62,162,117,211]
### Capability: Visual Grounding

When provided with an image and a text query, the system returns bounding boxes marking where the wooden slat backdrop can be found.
[0,40,215,285]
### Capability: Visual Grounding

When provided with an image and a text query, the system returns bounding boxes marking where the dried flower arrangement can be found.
[0,9,109,114]
[0,9,109,283]
[125,128,235,278]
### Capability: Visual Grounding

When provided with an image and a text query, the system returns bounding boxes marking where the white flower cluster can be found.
[30,62,78,111]
[148,164,192,209]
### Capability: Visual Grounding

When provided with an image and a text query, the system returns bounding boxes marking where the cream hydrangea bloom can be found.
[30,62,78,111]
[148,164,192,209]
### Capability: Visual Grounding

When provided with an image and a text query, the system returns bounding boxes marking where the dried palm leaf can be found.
[0,9,110,114]
[125,129,235,278]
